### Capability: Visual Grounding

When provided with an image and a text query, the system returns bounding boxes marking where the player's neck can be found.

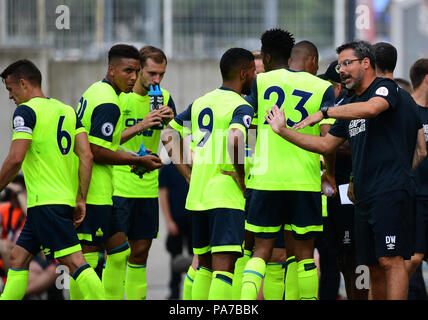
[221,81,241,96]
[103,75,121,95]
[288,62,304,72]
[271,61,288,71]
[27,87,46,101]
[133,80,148,97]
[412,88,428,107]
[376,71,394,80]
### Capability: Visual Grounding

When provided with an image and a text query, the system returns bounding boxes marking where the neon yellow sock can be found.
[284,256,299,300]
[241,257,265,300]
[0,269,29,300]
[74,265,105,300]
[297,258,318,300]
[69,252,99,300]
[263,262,285,300]
[232,250,251,300]
[103,247,130,300]
[192,266,212,300]
[183,265,196,300]
[125,263,147,300]
[208,271,234,300]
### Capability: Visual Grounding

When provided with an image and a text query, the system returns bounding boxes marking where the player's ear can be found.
[18,78,26,89]
[107,64,115,78]
[239,68,246,81]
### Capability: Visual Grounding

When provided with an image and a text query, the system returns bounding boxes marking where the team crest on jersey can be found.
[13,116,32,134]
[13,116,25,128]
[101,122,114,136]
[243,115,252,128]
[375,86,389,97]
[423,124,428,142]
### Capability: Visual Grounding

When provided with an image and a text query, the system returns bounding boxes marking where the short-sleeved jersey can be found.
[245,68,334,191]
[12,97,85,208]
[77,80,122,205]
[329,77,420,203]
[414,104,428,198]
[113,89,176,198]
[169,87,254,211]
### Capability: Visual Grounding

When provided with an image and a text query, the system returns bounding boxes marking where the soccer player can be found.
[162,47,256,300]
[241,30,335,301]
[111,46,176,300]
[71,44,163,300]
[0,59,104,300]
[407,59,428,278]
[265,40,426,300]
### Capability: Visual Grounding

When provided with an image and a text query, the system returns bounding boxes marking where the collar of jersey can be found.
[219,86,237,93]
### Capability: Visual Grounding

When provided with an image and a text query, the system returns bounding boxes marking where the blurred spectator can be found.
[0,174,63,300]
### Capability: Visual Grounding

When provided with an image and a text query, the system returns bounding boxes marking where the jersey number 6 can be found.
[57,116,72,155]
[263,86,313,127]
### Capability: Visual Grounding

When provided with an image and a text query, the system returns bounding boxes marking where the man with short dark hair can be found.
[266,40,426,300]
[162,47,256,300]
[111,45,176,300]
[70,44,163,300]
[241,31,335,300]
[373,45,427,299]
[0,59,104,300]
[408,58,428,280]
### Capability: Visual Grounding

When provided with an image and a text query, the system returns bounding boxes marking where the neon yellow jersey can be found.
[113,89,173,198]
[77,80,123,205]
[247,69,333,191]
[169,87,254,211]
[11,97,85,208]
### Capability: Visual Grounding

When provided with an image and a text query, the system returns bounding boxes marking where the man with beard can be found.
[265,40,426,300]
[162,47,256,300]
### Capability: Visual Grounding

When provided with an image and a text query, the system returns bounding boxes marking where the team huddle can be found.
[0,26,428,300]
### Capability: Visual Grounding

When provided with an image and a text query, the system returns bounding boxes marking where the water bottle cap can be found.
[137,142,148,156]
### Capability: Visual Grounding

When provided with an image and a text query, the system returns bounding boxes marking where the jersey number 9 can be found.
[196,107,214,147]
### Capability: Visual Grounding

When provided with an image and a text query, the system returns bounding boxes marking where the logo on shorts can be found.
[385,235,396,250]
[96,227,103,237]
[343,230,351,244]
[101,122,114,136]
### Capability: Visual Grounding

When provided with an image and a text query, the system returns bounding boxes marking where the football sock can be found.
[72,263,104,300]
[0,268,29,300]
[232,249,251,300]
[263,262,286,300]
[183,265,196,300]
[297,258,318,300]
[69,251,99,300]
[208,271,234,300]
[241,257,265,300]
[191,266,212,300]
[284,256,299,300]
[125,263,147,300]
[103,244,130,300]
